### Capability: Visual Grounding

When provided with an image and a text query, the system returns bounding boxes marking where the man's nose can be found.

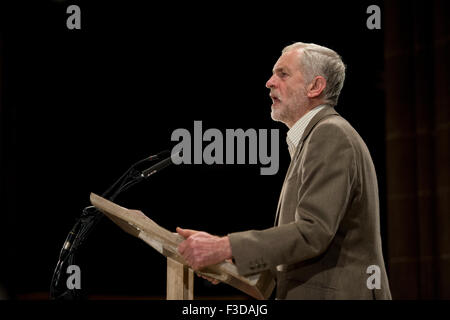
[266,75,277,88]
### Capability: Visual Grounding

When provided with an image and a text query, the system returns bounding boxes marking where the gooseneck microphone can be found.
[50,149,178,300]
[142,154,174,177]
[142,149,182,178]
[111,150,182,194]
[101,149,172,199]
[146,149,171,161]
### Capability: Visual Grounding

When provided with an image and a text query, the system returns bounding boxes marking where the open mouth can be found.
[271,96,281,104]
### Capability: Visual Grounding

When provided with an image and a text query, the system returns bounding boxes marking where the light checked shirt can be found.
[286,104,328,158]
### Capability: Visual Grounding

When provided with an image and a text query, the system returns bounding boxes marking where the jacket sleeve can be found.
[228,122,357,276]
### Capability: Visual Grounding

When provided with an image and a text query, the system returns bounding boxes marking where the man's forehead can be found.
[273,50,302,72]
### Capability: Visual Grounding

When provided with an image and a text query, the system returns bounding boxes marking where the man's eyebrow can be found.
[273,66,289,74]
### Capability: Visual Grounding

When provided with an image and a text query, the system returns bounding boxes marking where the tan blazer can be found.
[228,106,392,299]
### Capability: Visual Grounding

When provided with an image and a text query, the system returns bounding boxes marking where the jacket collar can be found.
[291,105,339,160]
[300,105,339,143]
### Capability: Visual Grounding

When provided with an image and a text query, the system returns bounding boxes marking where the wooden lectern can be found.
[90,193,275,300]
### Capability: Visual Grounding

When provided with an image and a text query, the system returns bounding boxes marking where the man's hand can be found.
[176,227,232,272]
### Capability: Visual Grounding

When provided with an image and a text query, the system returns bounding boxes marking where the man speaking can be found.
[176,42,392,300]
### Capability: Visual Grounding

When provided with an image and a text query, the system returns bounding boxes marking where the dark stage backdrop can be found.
[1,0,387,299]
[384,0,450,299]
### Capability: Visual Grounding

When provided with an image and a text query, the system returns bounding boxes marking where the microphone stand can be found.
[49,150,174,300]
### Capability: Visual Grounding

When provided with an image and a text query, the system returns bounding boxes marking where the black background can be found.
[0,0,385,298]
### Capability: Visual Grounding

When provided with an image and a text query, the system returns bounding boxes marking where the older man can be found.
[177,42,391,299]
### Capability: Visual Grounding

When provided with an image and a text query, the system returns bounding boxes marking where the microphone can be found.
[50,147,178,300]
[141,150,182,178]
[102,149,171,199]
[146,149,171,161]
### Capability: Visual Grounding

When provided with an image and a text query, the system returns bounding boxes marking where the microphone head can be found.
[147,150,170,161]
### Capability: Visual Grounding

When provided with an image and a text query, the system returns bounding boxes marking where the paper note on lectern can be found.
[90,193,275,300]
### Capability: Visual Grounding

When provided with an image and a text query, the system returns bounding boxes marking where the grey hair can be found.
[282,42,346,107]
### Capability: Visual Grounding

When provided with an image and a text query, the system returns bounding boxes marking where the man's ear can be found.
[307,76,327,98]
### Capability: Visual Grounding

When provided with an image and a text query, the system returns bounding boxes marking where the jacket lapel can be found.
[273,106,339,226]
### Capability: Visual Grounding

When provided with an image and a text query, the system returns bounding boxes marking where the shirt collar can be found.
[286,104,328,158]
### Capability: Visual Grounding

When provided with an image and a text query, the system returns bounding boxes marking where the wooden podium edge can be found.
[90,193,275,300]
